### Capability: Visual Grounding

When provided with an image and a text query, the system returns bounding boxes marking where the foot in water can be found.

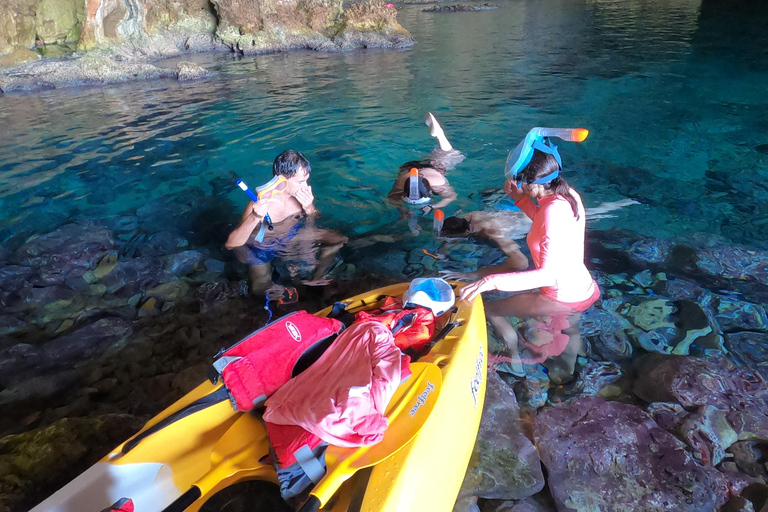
[424,112,453,151]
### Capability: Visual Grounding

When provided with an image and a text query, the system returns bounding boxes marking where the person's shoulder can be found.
[541,195,574,217]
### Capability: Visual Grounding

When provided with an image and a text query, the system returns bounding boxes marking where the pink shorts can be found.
[542,281,601,313]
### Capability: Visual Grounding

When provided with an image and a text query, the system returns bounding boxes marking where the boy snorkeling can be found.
[226,150,348,299]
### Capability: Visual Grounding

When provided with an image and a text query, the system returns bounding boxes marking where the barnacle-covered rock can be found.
[634,355,768,443]
[727,332,768,381]
[533,397,729,512]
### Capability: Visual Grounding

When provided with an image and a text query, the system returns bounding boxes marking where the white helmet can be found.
[403,278,455,316]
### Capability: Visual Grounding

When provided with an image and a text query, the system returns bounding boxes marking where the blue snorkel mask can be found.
[504,127,589,183]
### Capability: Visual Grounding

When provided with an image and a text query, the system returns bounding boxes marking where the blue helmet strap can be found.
[516,138,561,186]
[531,138,563,169]
[530,170,560,185]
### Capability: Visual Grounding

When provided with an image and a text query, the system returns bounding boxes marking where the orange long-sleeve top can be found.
[486,190,597,303]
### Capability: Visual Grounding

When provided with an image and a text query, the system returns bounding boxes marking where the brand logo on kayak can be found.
[470,343,484,408]
[409,381,435,417]
[286,322,301,342]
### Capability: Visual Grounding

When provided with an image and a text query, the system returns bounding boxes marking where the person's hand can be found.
[504,178,525,202]
[459,278,495,303]
[294,184,315,211]
[439,270,477,282]
[420,204,434,215]
[251,199,270,218]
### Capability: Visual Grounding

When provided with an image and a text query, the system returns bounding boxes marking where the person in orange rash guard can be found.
[459,149,600,383]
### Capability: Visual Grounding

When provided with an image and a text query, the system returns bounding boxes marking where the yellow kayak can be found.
[31,282,487,512]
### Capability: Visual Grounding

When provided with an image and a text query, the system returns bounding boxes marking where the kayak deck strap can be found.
[161,486,202,512]
[122,386,230,454]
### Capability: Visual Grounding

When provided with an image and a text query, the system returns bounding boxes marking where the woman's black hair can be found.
[519,150,579,219]
[402,176,433,200]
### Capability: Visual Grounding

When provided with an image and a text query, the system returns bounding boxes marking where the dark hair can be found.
[519,150,579,219]
[273,150,310,178]
[402,176,433,200]
[398,160,433,174]
[441,216,470,236]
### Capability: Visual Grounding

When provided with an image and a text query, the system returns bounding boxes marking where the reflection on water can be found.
[2,0,768,339]
[6,0,764,253]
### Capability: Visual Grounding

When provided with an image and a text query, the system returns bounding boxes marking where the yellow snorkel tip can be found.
[572,128,589,142]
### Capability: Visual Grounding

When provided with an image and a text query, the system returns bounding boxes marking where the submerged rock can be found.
[457,372,544,502]
[634,355,768,448]
[0,414,144,511]
[594,296,724,357]
[0,318,133,393]
[580,307,634,361]
[12,222,115,286]
[533,397,729,512]
[728,332,768,381]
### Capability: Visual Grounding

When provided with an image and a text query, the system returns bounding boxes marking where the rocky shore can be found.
[0,0,413,92]
[2,204,768,510]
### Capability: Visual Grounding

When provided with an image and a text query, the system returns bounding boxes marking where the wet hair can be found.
[519,150,579,219]
[402,176,433,201]
[441,216,470,236]
[398,160,434,173]
[273,150,311,178]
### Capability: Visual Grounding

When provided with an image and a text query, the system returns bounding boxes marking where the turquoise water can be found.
[1,0,768,255]
[4,1,768,509]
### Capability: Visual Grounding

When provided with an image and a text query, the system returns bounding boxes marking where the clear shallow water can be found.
[1,0,768,256]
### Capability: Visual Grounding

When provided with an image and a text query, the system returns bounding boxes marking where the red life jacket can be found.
[354,296,435,352]
[213,311,344,412]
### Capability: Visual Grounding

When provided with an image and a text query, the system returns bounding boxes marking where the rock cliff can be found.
[0,0,412,90]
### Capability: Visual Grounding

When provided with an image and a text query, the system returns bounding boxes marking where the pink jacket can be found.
[263,321,403,448]
[487,190,596,303]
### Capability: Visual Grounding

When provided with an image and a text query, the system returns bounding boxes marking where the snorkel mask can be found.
[403,277,455,316]
[403,168,432,205]
[504,127,589,182]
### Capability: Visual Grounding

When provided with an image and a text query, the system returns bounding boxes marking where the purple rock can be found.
[97,256,171,297]
[0,314,26,337]
[647,402,688,431]
[0,265,34,307]
[533,397,729,512]
[0,318,132,386]
[634,355,768,447]
[12,222,115,286]
[717,300,768,333]
[727,332,768,381]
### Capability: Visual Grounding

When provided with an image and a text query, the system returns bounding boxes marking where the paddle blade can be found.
[309,362,443,508]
